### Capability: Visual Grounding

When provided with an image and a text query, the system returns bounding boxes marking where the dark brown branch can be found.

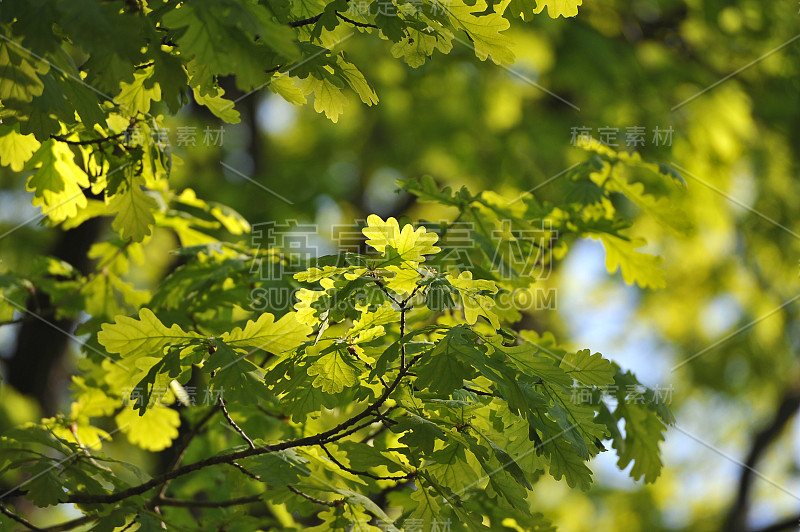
[50,131,126,146]
[220,397,255,449]
[463,386,494,397]
[319,443,414,481]
[320,416,379,444]
[750,513,800,532]
[66,354,422,505]
[0,503,44,531]
[155,494,263,508]
[42,515,98,532]
[229,461,261,481]
[256,405,288,421]
[288,14,322,27]
[358,423,391,444]
[372,277,400,306]
[286,485,340,507]
[0,315,35,327]
[722,384,800,532]
[336,13,378,28]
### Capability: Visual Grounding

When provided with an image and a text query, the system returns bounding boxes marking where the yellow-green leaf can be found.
[0,124,40,171]
[108,175,158,242]
[25,140,89,223]
[117,67,161,116]
[222,312,312,354]
[594,233,666,290]
[446,0,515,64]
[446,271,500,329]
[533,0,583,18]
[307,349,360,394]
[362,214,441,263]
[268,73,307,105]
[97,307,198,358]
[192,86,241,124]
[302,72,347,123]
[115,404,180,452]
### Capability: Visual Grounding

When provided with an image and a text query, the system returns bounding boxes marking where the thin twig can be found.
[50,131,126,146]
[155,494,263,508]
[286,485,340,506]
[336,13,378,28]
[67,354,423,505]
[0,503,45,531]
[41,514,98,532]
[319,443,414,481]
[229,461,261,481]
[220,397,256,449]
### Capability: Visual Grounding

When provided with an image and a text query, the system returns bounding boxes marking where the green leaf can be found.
[476,430,532,490]
[97,307,198,358]
[614,402,666,483]
[363,214,441,263]
[336,56,378,106]
[0,123,40,171]
[25,139,89,223]
[192,86,241,124]
[331,488,401,531]
[546,403,589,459]
[491,340,572,386]
[116,67,161,116]
[415,327,479,395]
[108,174,158,242]
[331,441,406,474]
[162,2,271,89]
[532,0,583,18]
[22,462,68,507]
[445,0,515,64]
[390,27,454,68]
[268,73,307,105]
[302,71,348,123]
[0,40,46,104]
[307,348,361,394]
[115,404,180,452]
[546,440,592,490]
[427,442,480,492]
[560,349,615,387]
[222,312,311,354]
[607,173,692,235]
[392,413,448,455]
[593,233,666,290]
[241,448,310,485]
[205,340,265,403]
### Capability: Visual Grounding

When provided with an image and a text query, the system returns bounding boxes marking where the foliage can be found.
[16,0,799,529]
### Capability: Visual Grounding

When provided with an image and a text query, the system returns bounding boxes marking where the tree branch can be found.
[286,485,341,507]
[749,513,800,532]
[219,397,256,449]
[319,443,415,481]
[50,131,126,146]
[336,13,378,29]
[66,354,423,505]
[722,384,800,532]
[155,494,263,508]
[42,515,98,532]
[287,14,322,28]
[229,461,261,481]
[0,503,44,531]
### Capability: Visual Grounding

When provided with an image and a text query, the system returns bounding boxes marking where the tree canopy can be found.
[1,0,799,531]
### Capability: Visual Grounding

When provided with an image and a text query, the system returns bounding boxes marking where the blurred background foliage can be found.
[1,0,800,530]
